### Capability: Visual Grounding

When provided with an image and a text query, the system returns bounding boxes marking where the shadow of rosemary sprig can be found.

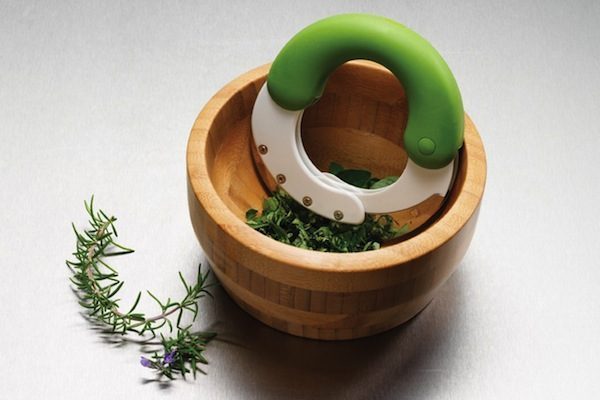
[66,196,215,380]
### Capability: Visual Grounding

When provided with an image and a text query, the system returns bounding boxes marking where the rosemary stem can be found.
[129,307,181,329]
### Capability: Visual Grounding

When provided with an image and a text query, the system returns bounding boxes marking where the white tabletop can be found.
[1,1,599,399]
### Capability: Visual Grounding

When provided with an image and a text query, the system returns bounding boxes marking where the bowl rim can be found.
[187,62,486,274]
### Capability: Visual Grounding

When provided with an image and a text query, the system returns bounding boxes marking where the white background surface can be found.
[1,1,600,399]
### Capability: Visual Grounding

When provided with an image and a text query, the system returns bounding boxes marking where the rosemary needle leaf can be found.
[127,292,142,314]
[146,290,164,309]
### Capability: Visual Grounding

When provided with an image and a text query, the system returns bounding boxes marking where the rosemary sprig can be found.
[67,197,215,380]
[140,327,216,379]
[246,163,408,252]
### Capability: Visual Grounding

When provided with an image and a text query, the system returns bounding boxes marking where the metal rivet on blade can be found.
[333,210,344,221]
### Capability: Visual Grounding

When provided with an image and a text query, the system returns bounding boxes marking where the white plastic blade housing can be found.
[252,84,366,224]
[320,159,455,213]
[251,84,456,224]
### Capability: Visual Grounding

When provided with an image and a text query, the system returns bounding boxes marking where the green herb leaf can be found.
[335,169,372,188]
[369,176,398,189]
[245,208,258,220]
[328,161,345,175]
[263,196,279,212]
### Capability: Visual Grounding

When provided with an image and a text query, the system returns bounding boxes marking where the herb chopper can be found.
[186,13,486,340]
[251,14,464,224]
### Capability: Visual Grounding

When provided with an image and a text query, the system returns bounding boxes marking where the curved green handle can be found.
[267,14,464,169]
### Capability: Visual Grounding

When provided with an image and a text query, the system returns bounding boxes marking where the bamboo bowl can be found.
[187,61,486,340]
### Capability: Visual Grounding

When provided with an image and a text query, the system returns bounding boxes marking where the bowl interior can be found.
[204,62,455,237]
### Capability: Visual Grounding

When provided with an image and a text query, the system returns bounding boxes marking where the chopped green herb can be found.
[246,163,408,252]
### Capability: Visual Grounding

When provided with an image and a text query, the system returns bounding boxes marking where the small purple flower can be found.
[140,356,154,368]
[163,350,177,365]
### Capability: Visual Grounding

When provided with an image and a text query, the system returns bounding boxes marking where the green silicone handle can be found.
[267,14,464,169]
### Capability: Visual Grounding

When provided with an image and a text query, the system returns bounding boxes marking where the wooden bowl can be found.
[187,61,486,340]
